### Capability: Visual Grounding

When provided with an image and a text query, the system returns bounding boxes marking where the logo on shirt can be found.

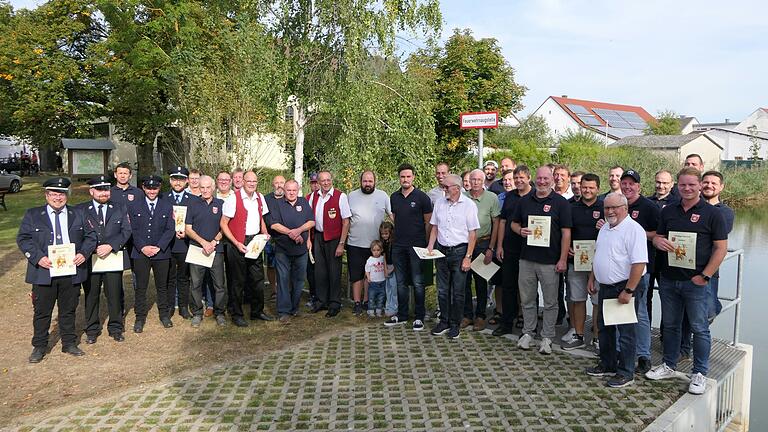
[128,194,134,201]
[296,205,302,212]
[592,211,600,219]
[212,206,218,214]
[328,208,337,219]
[410,201,416,208]
[691,213,700,223]
[543,205,551,213]
[631,210,639,219]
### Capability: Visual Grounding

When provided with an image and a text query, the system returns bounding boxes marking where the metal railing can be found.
[717,248,744,346]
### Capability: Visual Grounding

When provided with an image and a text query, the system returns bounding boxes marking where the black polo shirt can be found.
[270,196,314,256]
[390,188,432,247]
[511,190,572,264]
[648,192,679,210]
[264,192,283,235]
[499,189,530,255]
[628,196,660,273]
[569,197,603,263]
[488,180,506,196]
[657,197,728,281]
[186,197,225,252]
[110,185,144,207]
[714,202,735,234]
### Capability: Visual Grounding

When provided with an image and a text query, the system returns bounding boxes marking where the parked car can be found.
[0,170,22,192]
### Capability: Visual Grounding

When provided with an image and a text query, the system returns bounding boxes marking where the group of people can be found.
[17,154,733,396]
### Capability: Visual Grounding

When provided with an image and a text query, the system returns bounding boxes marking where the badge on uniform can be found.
[328,208,337,219]
[691,214,700,223]
[592,211,600,219]
[543,205,551,212]
[410,202,416,208]
[128,194,134,201]
[212,207,219,214]
[632,210,639,218]
[296,205,302,212]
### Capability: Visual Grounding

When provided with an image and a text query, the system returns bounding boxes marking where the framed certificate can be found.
[527,215,551,247]
[573,240,596,272]
[92,251,125,273]
[173,206,187,232]
[668,231,697,270]
[48,243,76,277]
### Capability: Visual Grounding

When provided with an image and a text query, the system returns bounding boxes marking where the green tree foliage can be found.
[645,110,681,135]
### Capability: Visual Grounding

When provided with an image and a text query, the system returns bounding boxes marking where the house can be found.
[688,109,768,161]
[530,95,655,145]
[500,113,521,128]
[677,116,699,134]
[614,134,722,169]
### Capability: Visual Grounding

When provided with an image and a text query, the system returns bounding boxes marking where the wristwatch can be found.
[623,287,635,294]
[700,274,711,282]
[465,254,472,259]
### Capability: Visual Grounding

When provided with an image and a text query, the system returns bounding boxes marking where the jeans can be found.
[385,272,398,315]
[274,252,308,316]
[392,245,425,322]
[518,260,559,339]
[597,280,638,378]
[463,240,489,320]
[659,276,711,375]
[635,273,651,359]
[368,281,386,311]
[436,244,469,327]
[680,275,721,357]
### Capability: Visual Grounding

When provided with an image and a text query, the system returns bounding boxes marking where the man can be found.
[166,166,198,320]
[220,170,274,326]
[646,167,728,395]
[462,169,500,331]
[428,174,479,339]
[511,166,572,355]
[684,154,705,171]
[493,157,517,193]
[347,171,391,315]
[264,175,287,298]
[80,175,132,344]
[305,172,320,306]
[185,176,227,328]
[483,160,505,195]
[620,169,659,374]
[269,179,315,322]
[700,170,734,318]
[585,193,648,388]
[110,162,144,207]
[601,166,624,198]
[307,170,351,317]
[385,164,433,330]
[127,175,175,332]
[17,178,97,363]
[231,168,244,190]
[553,165,574,199]
[561,173,603,351]
[427,162,449,204]
[493,165,532,336]
[213,170,234,317]
[216,171,233,200]
[570,171,585,201]
[649,170,677,210]
[186,168,202,196]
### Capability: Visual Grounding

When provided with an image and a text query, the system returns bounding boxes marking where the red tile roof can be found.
[550,96,656,129]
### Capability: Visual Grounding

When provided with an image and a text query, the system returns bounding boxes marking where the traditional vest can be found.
[228,190,263,243]
[310,189,342,241]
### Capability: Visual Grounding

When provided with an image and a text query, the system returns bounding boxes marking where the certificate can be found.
[573,240,596,272]
[413,247,445,260]
[470,255,500,281]
[244,234,269,259]
[668,231,697,270]
[48,243,76,277]
[173,206,187,232]
[92,251,125,273]
[527,215,551,247]
[602,298,638,326]
[185,245,215,268]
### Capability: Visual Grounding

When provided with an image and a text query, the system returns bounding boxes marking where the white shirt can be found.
[365,255,387,282]
[347,189,391,248]
[556,186,574,200]
[311,188,351,232]
[592,216,648,285]
[92,200,107,224]
[145,197,159,213]
[429,194,480,247]
[427,186,445,205]
[47,205,70,244]
[223,189,270,235]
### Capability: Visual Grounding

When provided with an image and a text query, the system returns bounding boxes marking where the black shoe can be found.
[492,326,513,337]
[431,322,450,336]
[311,303,328,313]
[160,318,173,328]
[133,320,145,333]
[233,317,249,327]
[254,313,275,322]
[85,335,98,344]
[179,309,192,320]
[29,347,46,363]
[637,357,652,375]
[62,345,85,356]
[353,302,363,316]
[110,333,125,342]
[586,364,616,377]
[607,374,634,388]
[325,308,340,318]
[447,326,460,339]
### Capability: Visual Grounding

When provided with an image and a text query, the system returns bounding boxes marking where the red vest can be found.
[228,190,263,243]
[310,189,342,241]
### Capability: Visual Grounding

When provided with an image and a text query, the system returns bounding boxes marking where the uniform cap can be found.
[168,166,189,178]
[87,175,112,190]
[142,175,163,189]
[43,177,71,192]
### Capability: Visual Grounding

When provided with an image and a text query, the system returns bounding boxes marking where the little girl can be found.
[365,240,387,317]
[379,221,398,317]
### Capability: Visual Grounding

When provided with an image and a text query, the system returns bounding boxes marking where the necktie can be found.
[176,194,182,204]
[53,209,63,245]
[149,202,155,217]
[98,204,105,225]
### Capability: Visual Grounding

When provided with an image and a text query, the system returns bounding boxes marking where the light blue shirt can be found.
[47,205,70,244]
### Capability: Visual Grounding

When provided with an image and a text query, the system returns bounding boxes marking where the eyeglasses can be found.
[604,205,626,212]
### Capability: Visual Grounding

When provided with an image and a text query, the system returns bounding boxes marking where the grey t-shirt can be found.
[347,188,391,248]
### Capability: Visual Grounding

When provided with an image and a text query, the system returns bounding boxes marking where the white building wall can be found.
[680,137,722,169]
[705,129,768,161]
[735,109,768,134]
[532,97,583,139]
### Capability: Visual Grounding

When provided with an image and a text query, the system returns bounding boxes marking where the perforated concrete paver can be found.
[12,325,682,431]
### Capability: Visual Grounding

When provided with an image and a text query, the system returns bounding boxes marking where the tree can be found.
[747,125,762,160]
[645,110,681,135]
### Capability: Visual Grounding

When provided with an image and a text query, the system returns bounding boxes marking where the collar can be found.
[532,190,555,202]
[446,192,467,205]
[47,204,66,215]
[146,198,158,206]
[607,215,632,231]
[676,196,706,211]
[92,200,105,209]
[319,188,335,198]
[240,188,258,200]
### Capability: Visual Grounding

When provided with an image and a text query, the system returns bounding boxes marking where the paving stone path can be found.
[13,325,682,432]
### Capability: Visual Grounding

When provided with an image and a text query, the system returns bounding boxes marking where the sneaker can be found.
[447,326,460,339]
[431,322,450,335]
[472,317,486,331]
[376,309,384,317]
[413,320,425,331]
[384,316,406,327]
[561,334,585,351]
[586,364,616,377]
[491,326,513,337]
[539,337,552,355]
[607,375,634,388]
[560,327,576,342]
[517,333,533,350]
[204,307,214,318]
[591,338,600,353]
[460,317,472,329]
[353,302,363,316]
[688,373,707,395]
[216,315,227,326]
[367,310,375,318]
[646,363,677,381]
[191,316,202,328]
[636,357,652,375]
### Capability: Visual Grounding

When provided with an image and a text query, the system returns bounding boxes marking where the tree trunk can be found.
[136,140,156,180]
[293,101,307,186]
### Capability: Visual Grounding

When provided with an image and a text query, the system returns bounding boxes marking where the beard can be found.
[362,185,375,194]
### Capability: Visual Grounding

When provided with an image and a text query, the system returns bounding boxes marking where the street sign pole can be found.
[459,111,499,169]
[478,129,484,169]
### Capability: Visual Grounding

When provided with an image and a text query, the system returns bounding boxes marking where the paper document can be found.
[308,248,315,264]
[602,298,638,326]
[413,247,445,260]
[92,251,124,273]
[668,231,697,270]
[527,215,551,247]
[185,245,215,268]
[573,240,596,272]
[470,255,500,281]
[48,243,76,277]
[244,235,269,259]
[173,206,187,232]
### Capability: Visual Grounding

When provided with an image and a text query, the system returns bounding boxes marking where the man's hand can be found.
[335,243,345,257]
[691,274,708,286]
[38,256,52,269]
[141,246,154,257]
[520,227,532,237]
[483,249,492,265]
[461,257,471,272]
[202,241,216,256]
[236,241,248,254]
[618,290,633,304]
[653,236,675,252]
[176,231,185,239]
[587,278,597,295]
[496,248,504,261]
[596,219,606,230]
[73,253,86,266]
[96,244,113,258]
[555,259,567,273]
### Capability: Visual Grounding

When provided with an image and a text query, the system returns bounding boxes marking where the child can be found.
[379,221,398,317]
[365,240,387,317]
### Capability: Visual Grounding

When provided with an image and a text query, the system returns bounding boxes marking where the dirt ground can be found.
[0,249,359,424]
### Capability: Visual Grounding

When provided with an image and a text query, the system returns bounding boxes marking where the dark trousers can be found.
[436,243,469,327]
[189,255,227,317]
[83,271,124,336]
[226,240,265,319]
[557,272,567,324]
[500,250,521,329]
[597,280,638,378]
[307,259,317,301]
[463,240,490,320]
[132,256,170,321]
[32,277,79,349]
[275,251,308,316]
[168,251,190,315]
[313,234,342,310]
[392,245,426,321]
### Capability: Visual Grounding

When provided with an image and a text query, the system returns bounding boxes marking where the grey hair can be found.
[469,169,484,178]
[444,174,462,187]
[605,192,628,206]
[199,175,214,187]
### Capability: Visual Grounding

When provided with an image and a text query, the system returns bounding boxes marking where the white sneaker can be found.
[539,337,552,355]
[517,333,532,350]
[412,320,425,331]
[688,373,707,395]
[560,327,576,342]
[384,316,405,327]
[646,363,677,381]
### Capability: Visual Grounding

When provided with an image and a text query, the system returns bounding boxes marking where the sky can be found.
[8,0,767,123]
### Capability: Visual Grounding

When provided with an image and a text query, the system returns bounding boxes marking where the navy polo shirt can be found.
[185,197,225,252]
[628,196,661,273]
[499,189,530,255]
[390,188,432,248]
[657,197,728,281]
[110,185,144,207]
[511,190,572,264]
[648,192,679,210]
[488,180,506,196]
[714,202,735,234]
[270,196,314,256]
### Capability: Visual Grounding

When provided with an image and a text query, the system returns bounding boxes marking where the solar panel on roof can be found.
[577,114,603,126]
[615,110,648,130]
[566,104,590,115]
[593,109,633,128]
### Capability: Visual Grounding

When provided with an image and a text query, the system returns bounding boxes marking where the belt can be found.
[477,235,491,242]
[437,243,468,252]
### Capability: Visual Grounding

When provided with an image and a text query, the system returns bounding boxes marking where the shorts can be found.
[264,241,276,267]
[346,245,372,283]
[567,264,597,304]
